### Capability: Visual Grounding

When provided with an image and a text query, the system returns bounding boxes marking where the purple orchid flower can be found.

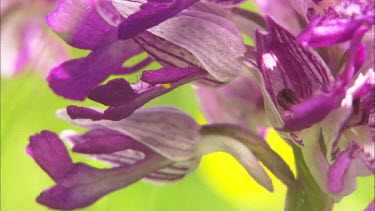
[0,0,69,77]
[242,15,374,209]
[45,0,246,121]
[244,16,371,133]
[27,106,294,210]
[323,69,374,204]
[295,0,374,47]
[23,0,374,210]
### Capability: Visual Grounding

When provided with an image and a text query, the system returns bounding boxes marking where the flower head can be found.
[22,0,374,210]
[46,0,246,121]
[28,106,294,209]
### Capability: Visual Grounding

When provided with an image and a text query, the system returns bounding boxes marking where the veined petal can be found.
[140,66,204,84]
[116,0,200,40]
[251,17,335,131]
[47,0,118,49]
[144,159,200,183]
[280,86,344,132]
[148,10,246,82]
[65,129,149,154]
[64,128,200,184]
[66,67,207,120]
[93,0,125,26]
[47,39,150,101]
[27,131,74,182]
[27,130,177,209]
[297,1,374,47]
[298,17,366,47]
[201,0,245,7]
[134,31,204,68]
[327,144,363,195]
[322,69,375,161]
[58,107,201,161]
[255,17,333,103]
[200,124,296,189]
[37,154,171,210]
[199,130,274,191]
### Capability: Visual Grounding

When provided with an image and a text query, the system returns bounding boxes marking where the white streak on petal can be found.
[262,53,278,71]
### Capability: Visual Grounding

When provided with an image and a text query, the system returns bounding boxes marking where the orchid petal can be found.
[47,0,118,49]
[66,67,207,120]
[144,159,200,183]
[280,87,344,131]
[199,130,274,191]
[65,129,148,154]
[134,31,204,68]
[58,107,201,161]
[64,128,200,184]
[37,154,170,210]
[298,18,366,48]
[116,0,200,40]
[327,144,358,194]
[27,130,176,209]
[251,17,335,131]
[148,10,246,81]
[27,131,74,182]
[200,124,296,188]
[322,69,375,161]
[201,0,245,7]
[93,0,124,26]
[47,40,148,101]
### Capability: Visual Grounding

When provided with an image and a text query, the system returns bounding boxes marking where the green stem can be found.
[285,144,334,211]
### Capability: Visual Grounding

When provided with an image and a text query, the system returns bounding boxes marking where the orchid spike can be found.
[27,107,294,209]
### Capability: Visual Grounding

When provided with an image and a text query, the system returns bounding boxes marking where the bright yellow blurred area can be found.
[198,129,295,210]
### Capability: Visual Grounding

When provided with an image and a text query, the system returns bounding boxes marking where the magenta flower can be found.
[23,0,374,210]
[295,0,374,47]
[242,15,373,210]
[45,0,246,120]
[27,107,293,209]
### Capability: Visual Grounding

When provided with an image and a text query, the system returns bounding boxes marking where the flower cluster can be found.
[21,0,374,210]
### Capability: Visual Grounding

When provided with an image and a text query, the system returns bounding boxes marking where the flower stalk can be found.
[286,144,334,211]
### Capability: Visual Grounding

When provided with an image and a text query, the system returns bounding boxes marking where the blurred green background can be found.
[1,2,374,210]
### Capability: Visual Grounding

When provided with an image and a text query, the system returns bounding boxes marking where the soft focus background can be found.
[1,2,374,211]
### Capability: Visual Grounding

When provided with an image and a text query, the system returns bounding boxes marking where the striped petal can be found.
[48,39,150,101]
[148,10,246,82]
[58,106,201,161]
[47,0,118,49]
[65,67,207,120]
